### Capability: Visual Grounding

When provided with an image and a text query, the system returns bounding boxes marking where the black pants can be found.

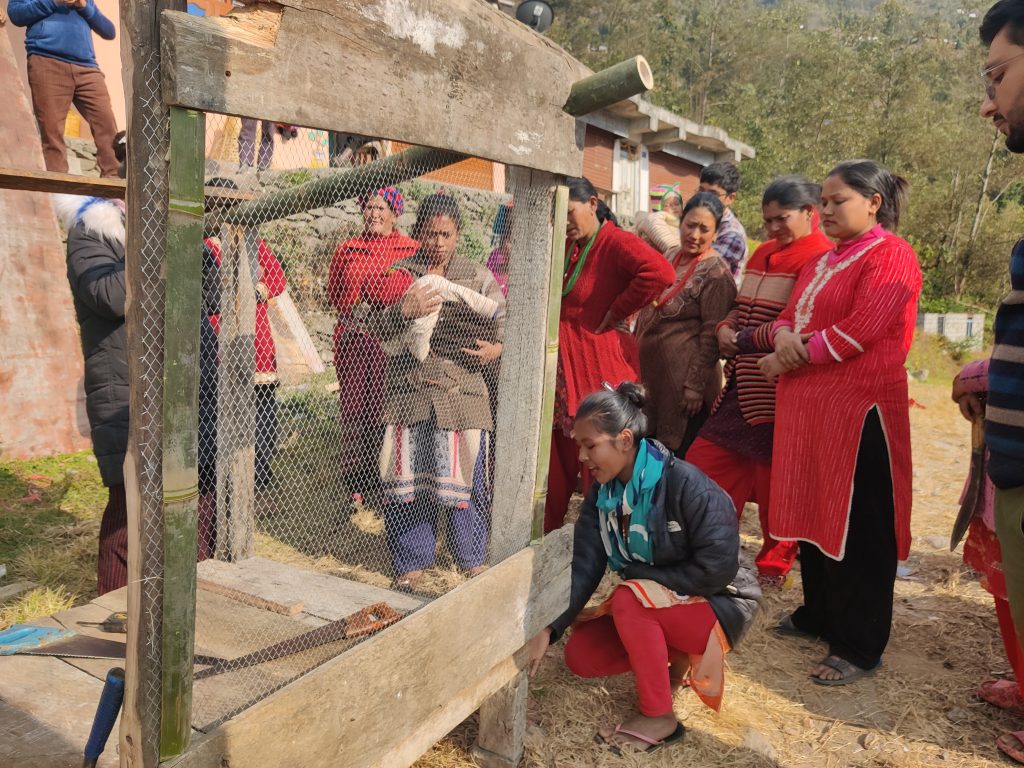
[791,408,897,670]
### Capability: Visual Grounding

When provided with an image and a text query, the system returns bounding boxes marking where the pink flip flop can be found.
[595,722,685,755]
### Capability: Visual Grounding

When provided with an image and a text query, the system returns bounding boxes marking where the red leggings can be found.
[564,586,718,716]
[544,430,592,533]
[685,437,797,577]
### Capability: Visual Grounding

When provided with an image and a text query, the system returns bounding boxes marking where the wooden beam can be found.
[119,1,186,767]
[563,55,654,117]
[160,105,205,759]
[488,171,563,559]
[214,225,257,562]
[159,0,589,175]
[0,167,258,202]
[472,671,529,768]
[0,167,126,198]
[162,528,572,768]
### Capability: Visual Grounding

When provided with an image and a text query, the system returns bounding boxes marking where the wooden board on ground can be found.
[196,556,424,620]
[196,578,304,615]
[0,655,119,768]
[164,528,572,768]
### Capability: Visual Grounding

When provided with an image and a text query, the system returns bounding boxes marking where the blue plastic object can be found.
[0,624,75,655]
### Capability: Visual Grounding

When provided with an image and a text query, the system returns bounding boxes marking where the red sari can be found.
[327,230,418,485]
[769,227,922,560]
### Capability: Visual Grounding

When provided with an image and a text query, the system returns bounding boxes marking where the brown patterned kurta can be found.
[636,255,736,451]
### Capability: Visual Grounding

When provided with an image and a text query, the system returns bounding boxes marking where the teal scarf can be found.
[596,439,666,572]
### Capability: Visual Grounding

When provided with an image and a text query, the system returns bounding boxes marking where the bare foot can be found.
[598,711,678,753]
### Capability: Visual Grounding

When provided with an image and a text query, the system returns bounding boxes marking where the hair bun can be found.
[616,381,647,409]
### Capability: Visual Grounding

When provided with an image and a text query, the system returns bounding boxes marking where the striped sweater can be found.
[714,229,832,425]
[987,237,1024,489]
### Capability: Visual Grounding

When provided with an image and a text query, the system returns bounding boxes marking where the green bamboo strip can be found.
[220,146,467,226]
[531,185,569,540]
[562,56,654,117]
[160,106,205,760]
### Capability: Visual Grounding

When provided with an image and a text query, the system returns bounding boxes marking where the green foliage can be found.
[548,0,1023,311]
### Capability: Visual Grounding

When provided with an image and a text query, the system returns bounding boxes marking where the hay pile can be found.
[412,381,1017,767]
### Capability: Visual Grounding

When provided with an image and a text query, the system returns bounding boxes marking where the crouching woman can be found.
[528,382,760,755]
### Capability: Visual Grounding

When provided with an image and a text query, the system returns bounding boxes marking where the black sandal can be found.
[811,655,880,686]
[773,614,819,640]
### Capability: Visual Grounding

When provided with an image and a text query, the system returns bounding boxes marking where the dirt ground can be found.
[415,379,1019,768]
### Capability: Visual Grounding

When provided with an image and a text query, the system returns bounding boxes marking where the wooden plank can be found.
[0,167,257,201]
[159,1,588,175]
[160,104,206,760]
[488,170,560,559]
[472,671,529,768]
[267,289,325,385]
[119,0,186,764]
[163,527,572,768]
[374,651,526,768]
[215,225,257,561]
[195,557,423,619]
[0,167,126,197]
[0,581,38,603]
[196,578,303,616]
[0,655,119,768]
[51,602,128,682]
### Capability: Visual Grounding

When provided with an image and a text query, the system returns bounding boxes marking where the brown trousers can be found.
[27,54,119,177]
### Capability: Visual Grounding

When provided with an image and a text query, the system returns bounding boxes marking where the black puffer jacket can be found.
[549,446,761,647]
[62,198,128,487]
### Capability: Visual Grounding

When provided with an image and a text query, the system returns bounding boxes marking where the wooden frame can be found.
[119,1,653,766]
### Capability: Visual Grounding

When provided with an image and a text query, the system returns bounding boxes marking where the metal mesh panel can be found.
[138,112,550,729]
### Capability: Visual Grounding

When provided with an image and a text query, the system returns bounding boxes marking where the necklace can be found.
[563,222,603,297]
[793,237,885,332]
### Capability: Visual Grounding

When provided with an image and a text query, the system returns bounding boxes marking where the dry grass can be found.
[412,380,1017,768]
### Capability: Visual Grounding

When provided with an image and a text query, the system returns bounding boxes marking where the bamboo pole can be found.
[159,106,205,759]
[220,146,466,226]
[531,185,568,540]
[562,55,654,117]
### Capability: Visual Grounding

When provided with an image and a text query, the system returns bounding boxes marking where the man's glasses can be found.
[983,51,1024,100]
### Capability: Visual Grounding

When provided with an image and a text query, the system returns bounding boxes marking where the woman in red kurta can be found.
[544,177,675,532]
[327,188,418,494]
[759,160,922,685]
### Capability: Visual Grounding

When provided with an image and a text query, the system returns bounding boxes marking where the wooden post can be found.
[215,225,257,561]
[119,2,186,767]
[478,171,567,768]
[160,105,205,759]
[472,672,529,768]
[488,170,561,560]
[562,55,654,117]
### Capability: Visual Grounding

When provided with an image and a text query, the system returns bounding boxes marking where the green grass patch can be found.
[0,452,105,625]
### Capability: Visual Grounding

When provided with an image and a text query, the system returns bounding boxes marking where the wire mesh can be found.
[154,112,546,729]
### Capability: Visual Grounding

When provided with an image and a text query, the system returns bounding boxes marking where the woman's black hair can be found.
[762,175,820,211]
[681,191,725,228]
[827,159,909,230]
[575,381,649,439]
[413,192,463,237]
[566,176,619,226]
